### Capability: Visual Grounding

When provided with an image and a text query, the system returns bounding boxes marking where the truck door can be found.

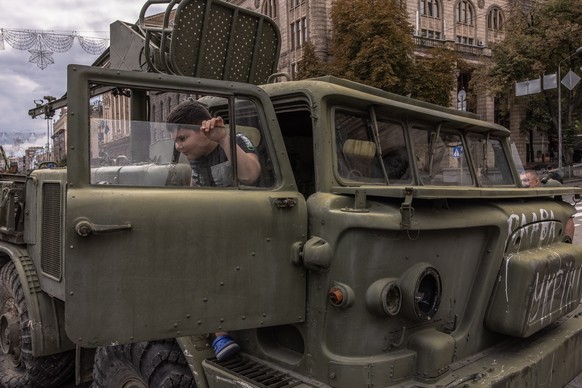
[64,66,307,347]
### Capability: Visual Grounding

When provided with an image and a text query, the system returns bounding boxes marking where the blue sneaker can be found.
[212,335,240,361]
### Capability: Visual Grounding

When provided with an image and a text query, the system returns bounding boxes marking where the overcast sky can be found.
[0,1,143,156]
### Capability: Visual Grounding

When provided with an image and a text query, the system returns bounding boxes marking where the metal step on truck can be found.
[2,0,582,386]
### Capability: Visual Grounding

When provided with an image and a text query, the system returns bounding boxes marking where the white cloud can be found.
[0,0,141,136]
[0,72,42,95]
[1,1,139,31]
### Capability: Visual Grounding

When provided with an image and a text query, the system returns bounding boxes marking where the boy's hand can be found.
[201,116,227,143]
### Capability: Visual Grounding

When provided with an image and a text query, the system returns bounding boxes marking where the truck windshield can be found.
[466,134,514,186]
[334,107,514,187]
[412,125,473,186]
[336,109,411,185]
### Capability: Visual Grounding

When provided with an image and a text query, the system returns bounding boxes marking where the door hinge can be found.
[341,190,369,213]
[273,197,297,208]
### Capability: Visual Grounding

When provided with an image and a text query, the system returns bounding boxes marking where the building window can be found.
[262,0,277,19]
[456,0,474,25]
[290,0,304,8]
[487,7,504,31]
[420,0,440,18]
[290,17,307,51]
[421,29,442,39]
[456,35,474,45]
[160,101,164,122]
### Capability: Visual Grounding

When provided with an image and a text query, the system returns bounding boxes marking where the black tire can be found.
[93,339,196,388]
[0,260,74,387]
[92,345,147,388]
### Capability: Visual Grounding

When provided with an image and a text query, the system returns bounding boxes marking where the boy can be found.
[167,100,261,187]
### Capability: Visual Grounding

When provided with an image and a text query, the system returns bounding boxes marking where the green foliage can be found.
[474,0,582,153]
[519,95,553,135]
[564,120,582,153]
[330,0,415,95]
[409,48,461,107]
[327,0,457,106]
[296,42,331,80]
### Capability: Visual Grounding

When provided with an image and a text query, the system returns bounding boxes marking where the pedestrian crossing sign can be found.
[452,146,463,159]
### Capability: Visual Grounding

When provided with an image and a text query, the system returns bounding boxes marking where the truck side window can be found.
[87,86,274,189]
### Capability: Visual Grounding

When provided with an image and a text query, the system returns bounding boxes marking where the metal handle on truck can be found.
[75,220,132,237]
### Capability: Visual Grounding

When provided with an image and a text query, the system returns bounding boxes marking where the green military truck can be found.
[2,0,582,386]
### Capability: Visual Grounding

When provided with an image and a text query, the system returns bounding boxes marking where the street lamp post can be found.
[557,46,582,173]
[34,96,56,162]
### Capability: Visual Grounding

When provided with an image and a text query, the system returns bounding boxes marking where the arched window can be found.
[420,0,440,18]
[487,7,504,31]
[262,0,277,19]
[456,0,474,25]
[160,101,164,121]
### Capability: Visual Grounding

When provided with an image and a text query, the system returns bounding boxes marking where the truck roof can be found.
[260,76,511,138]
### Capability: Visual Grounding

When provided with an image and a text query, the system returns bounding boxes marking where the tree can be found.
[472,0,582,162]
[296,42,330,80]
[328,0,457,106]
[330,0,415,95]
[409,48,462,107]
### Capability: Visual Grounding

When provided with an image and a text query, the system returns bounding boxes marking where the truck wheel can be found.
[0,260,74,387]
[93,339,196,387]
[92,345,147,387]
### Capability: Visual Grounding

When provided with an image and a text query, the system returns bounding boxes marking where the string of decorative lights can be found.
[0,28,108,69]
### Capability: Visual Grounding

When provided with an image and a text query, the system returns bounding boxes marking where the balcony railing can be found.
[414,36,447,48]
[414,36,490,57]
